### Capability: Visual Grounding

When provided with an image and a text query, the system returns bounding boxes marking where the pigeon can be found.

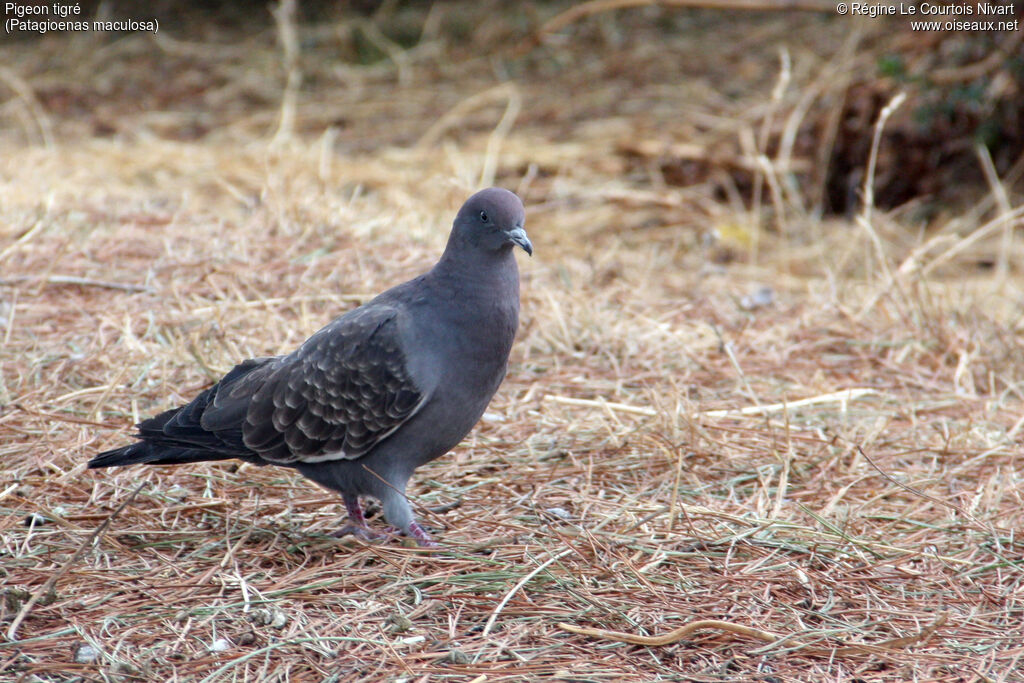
[89,187,532,546]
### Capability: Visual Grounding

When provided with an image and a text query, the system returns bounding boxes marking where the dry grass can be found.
[2,3,1023,681]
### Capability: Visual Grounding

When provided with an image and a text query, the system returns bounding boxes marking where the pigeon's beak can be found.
[507,226,533,257]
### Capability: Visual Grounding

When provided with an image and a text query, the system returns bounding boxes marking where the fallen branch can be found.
[557,612,947,657]
[542,388,879,419]
[0,274,153,293]
[521,0,835,53]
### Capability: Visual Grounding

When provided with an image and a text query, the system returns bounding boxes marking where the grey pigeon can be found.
[90,188,531,545]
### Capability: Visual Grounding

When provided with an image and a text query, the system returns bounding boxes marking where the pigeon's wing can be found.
[124,357,282,457]
[228,303,428,464]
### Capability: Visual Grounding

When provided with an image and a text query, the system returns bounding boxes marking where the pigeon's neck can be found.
[433,242,520,296]
[428,241,520,371]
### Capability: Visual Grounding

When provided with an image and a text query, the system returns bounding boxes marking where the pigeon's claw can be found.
[331,493,387,541]
[379,522,438,547]
[406,521,439,547]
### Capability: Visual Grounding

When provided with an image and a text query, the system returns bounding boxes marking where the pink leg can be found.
[406,521,438,547]
[345,494,368,525]
[331,494,385,541]
[379,522,438,547]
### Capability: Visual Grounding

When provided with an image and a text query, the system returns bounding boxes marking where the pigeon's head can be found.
[453,188,532,257]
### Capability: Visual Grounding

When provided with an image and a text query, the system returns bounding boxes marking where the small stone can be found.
[236,631,257,647]
[74,644,99,663]
[740,286,774,310]
[544,507,572,520]
[112,661,141,675]
[24,513,49,527]
[37,588,58,606]
[2,587,31,612]
[387,614,413,633]
[249,607,287,629]
[209,638,232,652]
[165,485,190,500]
[117,534,146,547]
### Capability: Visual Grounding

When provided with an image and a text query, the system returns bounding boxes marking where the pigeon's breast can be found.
[403,294,516,391]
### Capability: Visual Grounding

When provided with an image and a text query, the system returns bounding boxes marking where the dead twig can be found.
[526,0,835,52]
[558,612,948,657]
[0,275,153,293]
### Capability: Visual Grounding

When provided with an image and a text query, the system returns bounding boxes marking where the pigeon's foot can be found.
[331,524,386,542]
[378,522,438,547]
[406,521,439,548]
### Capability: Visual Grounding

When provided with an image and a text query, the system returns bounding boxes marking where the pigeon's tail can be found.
[88,442,235,468]
[89,358,278,470]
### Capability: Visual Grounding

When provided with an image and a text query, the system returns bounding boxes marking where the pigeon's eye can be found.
[479,210,489,223]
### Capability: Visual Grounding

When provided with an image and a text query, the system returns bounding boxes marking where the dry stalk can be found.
[854,91,907,319]
[975,144,1015,285]
[0,65,54,148]
[480,548,574,640]
[417,82,521,150]
[0,275,153,293]
[558,612,948,657]
[270,0,301,146]
[527,0,835,51]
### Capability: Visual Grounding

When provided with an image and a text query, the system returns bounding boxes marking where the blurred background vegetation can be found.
[4,0,1021,221]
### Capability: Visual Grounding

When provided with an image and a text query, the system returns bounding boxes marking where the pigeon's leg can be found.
[344,493,369,526]
[380,490,438,547]
[406,521,437,547]
[379,521,437,547]
[332,494,385,541]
